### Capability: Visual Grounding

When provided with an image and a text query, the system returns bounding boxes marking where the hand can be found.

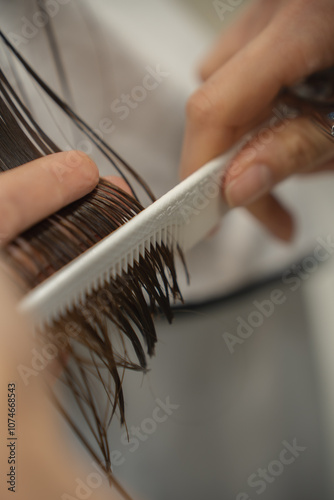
[180,0,334,241]
[0,151,99,245]
[0,151,126,499]
[0,266,124,500]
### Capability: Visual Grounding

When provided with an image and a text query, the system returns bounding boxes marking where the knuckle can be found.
[286,133,309,170]
[284,123,320,173]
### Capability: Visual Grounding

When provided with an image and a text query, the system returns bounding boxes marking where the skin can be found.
[0,152,126,500]
[180,0,334,241]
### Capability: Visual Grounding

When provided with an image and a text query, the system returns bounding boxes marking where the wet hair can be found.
[0,30,185,498]
[1,21,334,499]
[282,66,334,140]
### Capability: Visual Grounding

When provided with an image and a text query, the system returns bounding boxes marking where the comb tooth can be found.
[167,225,171,244]
[175,223,180,248]
[162,226,166,246]
[108,268,114,282]
[155,233,159,247]
[93,277,100,292]
[169,224,175,248]
[175,222,183,248]
[122,256,128,274]
[110,264,116,281]
[163,224,171,247]
[156,227,162,246]
[67,299,75,314]
[174,223,178,247]
[132,246,138,263]
[86,281,93,296]
[103,269,110,284]
[114,262,120,279]
[138,241,144,260]
[175,225,184,248]
[85,282,92,296]
[167,225,172,247]
[161,226,166,246]
[129,251,134,268]
[96,274,102,288]
[82,287,89,303]
[149,234,156,250]
[77,291,84,307]
[168,225,172,246]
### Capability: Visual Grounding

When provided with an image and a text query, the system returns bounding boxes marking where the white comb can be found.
[18,150,234,327]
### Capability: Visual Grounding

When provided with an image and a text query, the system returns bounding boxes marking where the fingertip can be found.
[103,176,132,195]
[71,151,99,190]
[48,151,99,204]
[28,151,100,218]
[45,151,99,194]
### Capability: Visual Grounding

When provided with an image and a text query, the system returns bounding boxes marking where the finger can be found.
[224,117,334,208]
[200,0,282,81]
[300,157,334,173]
[246,193,294,242]
[104,175,132,194]
[0,267,116,500]
[180,0,334,179]
[0,151,99,245]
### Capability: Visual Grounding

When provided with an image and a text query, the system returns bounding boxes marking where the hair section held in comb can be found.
[0,31,184,497]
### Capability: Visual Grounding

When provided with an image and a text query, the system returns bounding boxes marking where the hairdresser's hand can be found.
[0,149,127,499]
[0,151,99,246]
[180,0,334,241]
[0,151,127,381]
[0,265,125,500]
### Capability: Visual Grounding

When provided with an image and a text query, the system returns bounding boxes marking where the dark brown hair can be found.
[0,30,185,499]
[1,25,333,499]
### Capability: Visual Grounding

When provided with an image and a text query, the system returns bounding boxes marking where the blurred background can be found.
[2,1,334,498]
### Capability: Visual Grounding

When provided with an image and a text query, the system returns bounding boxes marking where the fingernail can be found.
[225,164,273,207]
